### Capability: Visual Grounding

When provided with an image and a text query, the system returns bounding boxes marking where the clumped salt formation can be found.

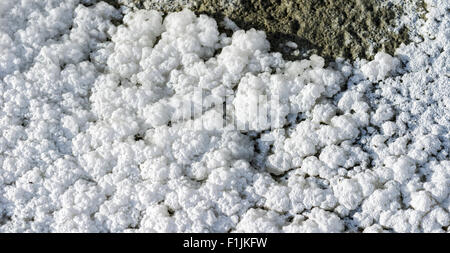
[0,0,448,233]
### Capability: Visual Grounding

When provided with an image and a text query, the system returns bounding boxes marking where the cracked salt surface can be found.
[0,0,448,232]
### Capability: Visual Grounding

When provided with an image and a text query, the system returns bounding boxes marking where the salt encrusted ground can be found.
[0,0,448,232]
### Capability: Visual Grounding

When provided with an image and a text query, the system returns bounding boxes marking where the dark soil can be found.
[111,0,413,61]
